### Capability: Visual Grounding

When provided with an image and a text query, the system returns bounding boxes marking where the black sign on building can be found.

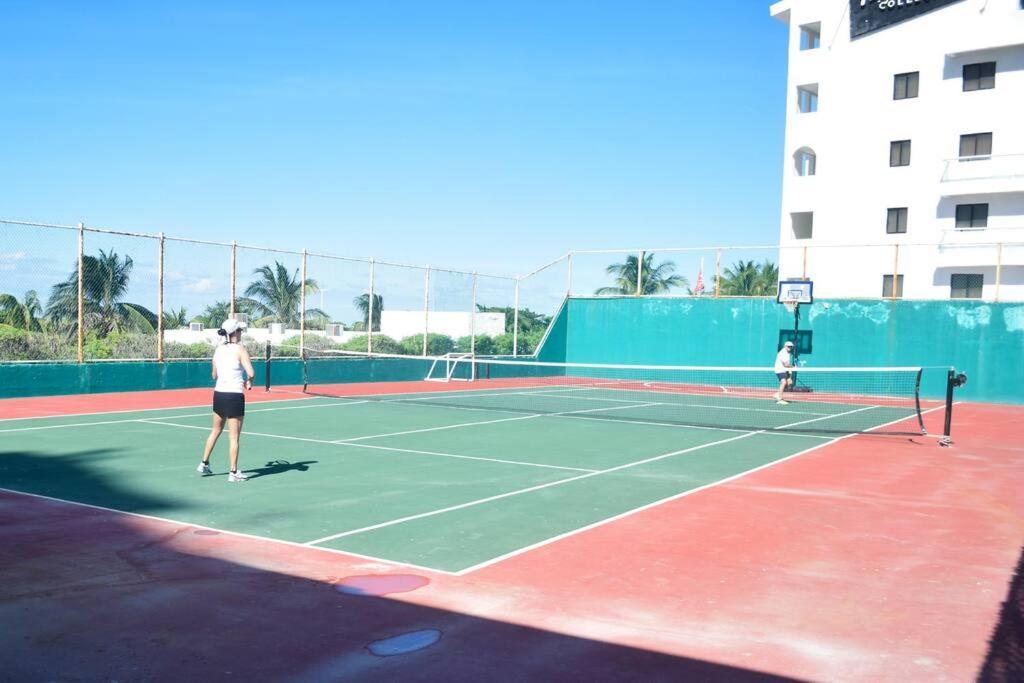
[851,0,966,39]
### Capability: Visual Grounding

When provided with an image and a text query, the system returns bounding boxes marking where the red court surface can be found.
[1,389,1022,681]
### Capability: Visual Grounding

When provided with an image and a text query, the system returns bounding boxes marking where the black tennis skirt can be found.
[213,391,245,419]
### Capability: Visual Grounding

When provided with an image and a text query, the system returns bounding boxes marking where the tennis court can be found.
[0,356,952,574]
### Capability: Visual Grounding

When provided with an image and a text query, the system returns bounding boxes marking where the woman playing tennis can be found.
[197,318,256,482]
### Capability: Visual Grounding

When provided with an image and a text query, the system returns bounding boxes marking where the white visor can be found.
[221,318,248,335]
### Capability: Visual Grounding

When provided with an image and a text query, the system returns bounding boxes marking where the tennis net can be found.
[268,347,960,438]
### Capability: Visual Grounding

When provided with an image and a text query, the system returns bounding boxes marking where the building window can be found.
[955,203,988,229]
[797,84,818,113]
[882,275,904,299]
[950,274,984,299]
[886,208,908,234]
[959,132,993,159]
[791,212,813,239]
[963,62,996,91]
[794,147,816,176]
[893,72,919,100]
[890,140,911,167]
[799,23,821,50]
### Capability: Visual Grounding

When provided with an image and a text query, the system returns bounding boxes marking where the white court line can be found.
[0,382,566,423]
[523,387,833,416]
[454,402,949,574]
[303,405,875,546]
[331,400,663,443]
[0,400,373,434]
[139,420,597,473]
[0,487,460,576]
[551,412,833,439]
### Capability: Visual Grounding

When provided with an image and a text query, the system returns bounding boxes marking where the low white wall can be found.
[164,328,361,345]
[163,310,507,345]
[381,310,505,339]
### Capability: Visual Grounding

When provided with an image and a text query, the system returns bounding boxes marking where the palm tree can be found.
[239,262,325,327]
[757,260,779,295]
[46,250,157,336]
[162,307,189,329]
[595,253,688,296]
[720,260,778,296]
[0,290,43,331]
[353,293,383,332]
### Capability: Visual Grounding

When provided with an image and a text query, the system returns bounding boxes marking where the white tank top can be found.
[214,344,246,393]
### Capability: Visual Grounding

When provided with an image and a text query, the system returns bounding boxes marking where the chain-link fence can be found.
[2,217,1021,363]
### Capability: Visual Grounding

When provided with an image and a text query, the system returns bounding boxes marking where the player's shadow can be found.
[245,459,318,479]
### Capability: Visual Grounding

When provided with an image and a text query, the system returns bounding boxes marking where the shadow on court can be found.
[0,450,797,682]
[248,459,318,479]
[0,448,177,514]
[979,543,1024,682]
[199,459,319,480]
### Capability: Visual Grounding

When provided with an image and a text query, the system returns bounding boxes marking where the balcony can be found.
[940,154,1024,197]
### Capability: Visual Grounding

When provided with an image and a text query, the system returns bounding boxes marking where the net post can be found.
[157,232,165,362]
[76,222,85,364]
[264,341,271,392]
[470,271,478,356]
[941,368,955,447]
[512,278,520,358]
[636,250,644,296]
[367,258,375,353]
[300,249,307,358]
[913,368,925,435]
[422,266,430,357]
[230,241,237,317]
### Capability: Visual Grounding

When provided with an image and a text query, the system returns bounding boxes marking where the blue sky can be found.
[1,1,788,317]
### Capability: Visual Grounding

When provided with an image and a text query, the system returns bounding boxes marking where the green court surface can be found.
[0,384,915,573]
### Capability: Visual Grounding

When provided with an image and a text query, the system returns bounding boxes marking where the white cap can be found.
[220,318,248,335]
[784,341,794,347]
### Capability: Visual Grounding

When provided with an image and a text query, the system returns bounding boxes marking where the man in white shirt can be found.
[774,341,795,405]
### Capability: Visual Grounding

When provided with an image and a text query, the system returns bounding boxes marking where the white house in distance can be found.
[770,0,1024,300]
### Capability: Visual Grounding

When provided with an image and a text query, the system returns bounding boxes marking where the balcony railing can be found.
[941,153,1024,184]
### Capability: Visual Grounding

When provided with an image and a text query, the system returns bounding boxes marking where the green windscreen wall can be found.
[0,359,305,400]
[3,298,1020,404]
[556,297,1024,404]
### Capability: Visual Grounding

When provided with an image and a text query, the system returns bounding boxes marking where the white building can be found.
[770,0,1024,300]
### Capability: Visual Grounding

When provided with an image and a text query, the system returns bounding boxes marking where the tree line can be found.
[0,251,552,360]
[1,250,777,360]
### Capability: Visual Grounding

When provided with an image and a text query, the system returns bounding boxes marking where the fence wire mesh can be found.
[1,217,1021,364]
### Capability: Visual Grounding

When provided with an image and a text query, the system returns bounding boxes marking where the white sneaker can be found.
[228,470,249,483]
[776,399,790,405]
[197,461,212,475]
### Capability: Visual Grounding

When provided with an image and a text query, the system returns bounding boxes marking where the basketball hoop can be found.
[777,279,814,307]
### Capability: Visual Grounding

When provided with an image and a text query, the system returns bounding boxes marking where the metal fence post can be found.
[892,244,900,300]
[157,233,165,361]
[636,250,644,296]
[512,278,520,358]
[802,246,809,280]
[567,252,573,297]
[422,266,431,356]
[300,249,307,357]
[367,259,375,353]
[470,272,478,356]
[714,249,721,297]
[995,243,1003,302]
[230,241,237,317]
[77,222,85,363]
